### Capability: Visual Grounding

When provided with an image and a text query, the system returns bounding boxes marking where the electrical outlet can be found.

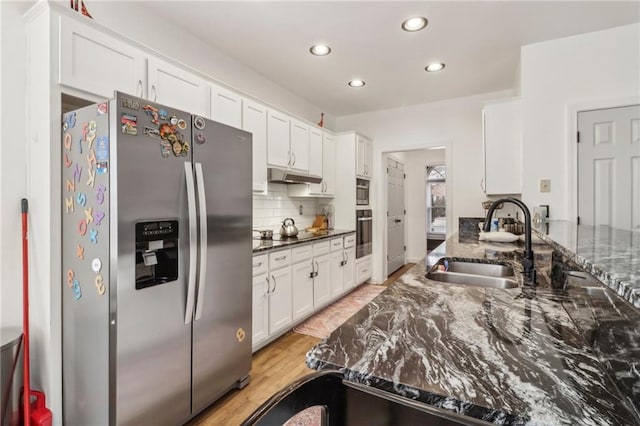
[539,179,551,193]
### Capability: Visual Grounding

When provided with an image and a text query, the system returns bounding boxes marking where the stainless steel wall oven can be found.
[356,209,372,259]
[356,178,370,206]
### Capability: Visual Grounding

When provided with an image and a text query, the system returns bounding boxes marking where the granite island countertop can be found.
[252,229,355,253]
[306,234,640,425]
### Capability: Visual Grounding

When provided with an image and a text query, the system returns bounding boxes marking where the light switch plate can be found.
[539,179,551,193]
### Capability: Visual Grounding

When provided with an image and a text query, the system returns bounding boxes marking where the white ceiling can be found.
[152,1,640,117]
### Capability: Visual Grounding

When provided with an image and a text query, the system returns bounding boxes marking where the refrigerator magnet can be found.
[121,113,138,136]
[96,162,108,174]
[72,279,82,300]
[194,116,205,130]
[169,115,178,126]
[177,119,187,130]
[64,133,72,150]
[96,136,109,162]
[84,207,93,225]
[144,127,161,140]
[89,228,98,244]
[95,210,105,226]
[121,96,140,111]
[143,105,160,125]
[64,153,72,168]
[159,109,168,121]
[195,131,206,144]
[78,219,87,236]
[160,141,171,158]
[77,192,87,207]
[91,258,102,273]
[66,269,75,288]
[63,112,76,131]
[76,244,84,260]
[95,274,106,296]
[96,102,108,115]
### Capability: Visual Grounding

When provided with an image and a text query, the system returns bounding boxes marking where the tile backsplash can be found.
[253,183,321,232]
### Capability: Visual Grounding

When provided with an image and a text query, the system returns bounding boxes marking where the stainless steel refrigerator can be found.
[61,92,252,425]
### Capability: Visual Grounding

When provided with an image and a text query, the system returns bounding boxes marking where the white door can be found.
[147,57,209,117]
[330,250,344,297]
[268,267,292,335]
[313,254,331,307]
[290,120,310,172]
[267,110,290,168]
[211,83,242,128]
[578,105,640,230]
[308,129,324,194]
[292,261,314,321]
[387,158,405,275]
[252,274,269,348]
[242,100,268,193]
[322,133,336,196]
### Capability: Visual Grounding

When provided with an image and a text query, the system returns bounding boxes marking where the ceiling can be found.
[152,1,640,117]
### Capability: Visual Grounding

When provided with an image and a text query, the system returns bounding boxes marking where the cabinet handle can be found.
[151,84,157,102]
[292,152,296,167]
[275,255,286,261]
[270,274,277,293]
[315,260,319,277]
[253,261,263,268]
[287,150,292,166]
[137,80,143,97]
[480,178,485,192]
[265,276,270,295]
[345,251,349,264]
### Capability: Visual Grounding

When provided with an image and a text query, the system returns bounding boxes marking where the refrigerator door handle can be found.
[194,162,208,321]
[184,162,198,324]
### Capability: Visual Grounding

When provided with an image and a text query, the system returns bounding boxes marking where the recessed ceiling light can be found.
[310,44,331,56]
[401,16,428,32]
[348,79,365,88]
[425,63,445,72]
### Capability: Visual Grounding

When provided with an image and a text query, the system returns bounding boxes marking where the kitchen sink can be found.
[440,261,514,278]
[425,259,518,289]
[426,271,518,289]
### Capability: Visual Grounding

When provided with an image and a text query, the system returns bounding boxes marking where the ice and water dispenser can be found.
[135,220,179,290]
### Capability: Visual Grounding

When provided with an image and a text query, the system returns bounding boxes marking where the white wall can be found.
[335,90,514,282]
[253,184,319,232]
[521,23,640,219]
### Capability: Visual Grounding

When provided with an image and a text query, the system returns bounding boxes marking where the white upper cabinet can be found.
[356,135,373,179]
[482,99,522,195]
[147,57,210,117]
[308,128,323,177]
[322,133,336,196]
[289,120,310,172]
[211,83,242,129]
[243,100,268,193]
[267,110,291,168]
[59,15,146,98]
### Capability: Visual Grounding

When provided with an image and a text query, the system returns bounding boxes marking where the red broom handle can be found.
[21,199,31,425]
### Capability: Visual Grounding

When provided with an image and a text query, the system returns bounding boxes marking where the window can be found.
[426,165,446,235]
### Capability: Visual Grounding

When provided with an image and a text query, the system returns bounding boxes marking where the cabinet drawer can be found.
[312,241,330,257]
[269,249,291,270]
[252,254,268,276]
[330,238,344,252]
[292,244,313,264]
[344,234,356,249]
[356,259,372,284]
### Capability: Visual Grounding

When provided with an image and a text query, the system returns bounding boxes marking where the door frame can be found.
[378,141,453,282]
[566,95,640,221]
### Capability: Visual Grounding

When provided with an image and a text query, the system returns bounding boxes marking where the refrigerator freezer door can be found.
[191,118,253,413]
[113,93,192,425]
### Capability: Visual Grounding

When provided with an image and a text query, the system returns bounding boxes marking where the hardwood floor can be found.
[187,332,321,425]
[187,263,414,425]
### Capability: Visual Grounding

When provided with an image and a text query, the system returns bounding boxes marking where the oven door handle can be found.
[357,217,373,222]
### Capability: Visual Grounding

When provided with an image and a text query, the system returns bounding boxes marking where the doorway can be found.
[426,165,446,252]
[386,157,405,275]
[577,104,640,229]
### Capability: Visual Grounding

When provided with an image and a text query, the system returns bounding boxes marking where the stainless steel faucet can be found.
[483,197,536,283]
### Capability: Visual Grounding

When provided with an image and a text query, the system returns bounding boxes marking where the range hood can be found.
[267,167,323,184]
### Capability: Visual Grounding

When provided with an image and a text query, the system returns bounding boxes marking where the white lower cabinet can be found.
[292,260,314,321]
[252,234,357,352]
[268,266,293,335]
[356,254,372,285]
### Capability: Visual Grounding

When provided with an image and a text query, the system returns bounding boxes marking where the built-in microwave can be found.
[356,178,370,206]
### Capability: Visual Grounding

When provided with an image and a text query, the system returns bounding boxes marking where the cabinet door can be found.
[308,128,324,194]
[148,57,209,117]
[322,133,336,196]
[59,15,146,98]
[483,99,522,194]
[330,251,345,297]
[252,274,269,349]
[356,136,366,177]
[343,248,356,291]
[211,83,242,129]
[267,110,291,168]
[268,267,293,335]
[243,100,268,193]
[313,254,331,308]
[365,139,373,178]
[292,261,314,321]
[290,120,310,172]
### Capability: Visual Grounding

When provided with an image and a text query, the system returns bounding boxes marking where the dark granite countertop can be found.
[307,234,640,425]
[252,229,355,253]
[533,220,640,309]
